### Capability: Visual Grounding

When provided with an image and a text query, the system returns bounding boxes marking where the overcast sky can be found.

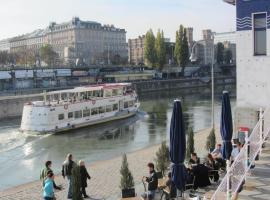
[0,0,236,41]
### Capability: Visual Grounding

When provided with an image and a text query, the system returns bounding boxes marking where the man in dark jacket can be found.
[62,154,75,199]
[143,162,158,200]
[79,160,91,198]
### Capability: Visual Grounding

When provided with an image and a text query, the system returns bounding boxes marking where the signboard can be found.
[36,69,55,78]
[56,69,71,77]
[15,70,33,78]
[0,71,11,79]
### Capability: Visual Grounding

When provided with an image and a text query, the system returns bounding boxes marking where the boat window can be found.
[91,108,98,115]
[58,113,64,120]
[124,102,129,109]
[61,93,68,101]
[87,91,93,98]
[99,106,105,114]
[106,105,113,112]
[112,89,118,96]
[68,112,73,118]
[128,101,134,107]
[117,89,123,95]
[80,92,87,100]
[113,104,118,111]
[83,109,90,117]
[104,89,112,97]
[74,110,82,118]
[93,90,101,97]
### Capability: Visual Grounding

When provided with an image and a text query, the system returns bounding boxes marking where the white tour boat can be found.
[20,83,140,134]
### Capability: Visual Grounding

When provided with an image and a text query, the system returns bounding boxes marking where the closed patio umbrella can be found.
[220,91,233,200]
[221,91,233,160]
[169,100,186,194]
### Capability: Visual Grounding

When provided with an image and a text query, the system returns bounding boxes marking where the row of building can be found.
[0,17,128,66]
[128,29,236,66]
[0,17,236,67]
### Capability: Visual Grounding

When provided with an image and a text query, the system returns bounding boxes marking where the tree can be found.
[40,44,58,66]
[154,141,170,175]
[174,30,181,66]
[144,29,156,67]
[155,30,166,69]
[206,128,216,151]
[174,25,189,75]
[186,127,195,160]
[224,49,232,64]
[0,51,8,65]
[72,163,83,200]
[120,154,134,189]
[180,28,189,76]
[216,42,225,65]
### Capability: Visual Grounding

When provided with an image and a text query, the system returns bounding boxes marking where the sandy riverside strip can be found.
[0,127,221,200]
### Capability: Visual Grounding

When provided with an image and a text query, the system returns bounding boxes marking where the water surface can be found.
[0,86,235,190]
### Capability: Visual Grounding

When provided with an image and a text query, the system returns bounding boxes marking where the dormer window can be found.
[254,13,267,56]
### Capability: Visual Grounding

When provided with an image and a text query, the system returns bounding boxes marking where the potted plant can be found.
[120,154,135,198]
[155,141,170,176]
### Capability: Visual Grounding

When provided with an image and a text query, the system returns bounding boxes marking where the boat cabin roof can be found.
[46,83,131,95]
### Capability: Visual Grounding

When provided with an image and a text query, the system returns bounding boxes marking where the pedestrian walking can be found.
[79,160,91,198]
[62,154,75,199]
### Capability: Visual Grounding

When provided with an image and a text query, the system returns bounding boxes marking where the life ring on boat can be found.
[64,104,68,110]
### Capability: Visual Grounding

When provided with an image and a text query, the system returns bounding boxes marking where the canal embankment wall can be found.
[0,76,235,120]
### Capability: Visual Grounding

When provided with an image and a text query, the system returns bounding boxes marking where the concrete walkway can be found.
[0,128,219,200]
[239,139,270,200]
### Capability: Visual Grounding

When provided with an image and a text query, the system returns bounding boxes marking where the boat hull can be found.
[20,110,137,134]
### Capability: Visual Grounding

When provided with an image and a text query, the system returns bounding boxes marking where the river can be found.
[0,85,235,190]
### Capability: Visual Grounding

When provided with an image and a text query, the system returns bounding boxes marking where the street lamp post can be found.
[211,35,215,132]
[190,38,215,132]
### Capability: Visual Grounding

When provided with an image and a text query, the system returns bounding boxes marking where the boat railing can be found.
[211,107,270,200]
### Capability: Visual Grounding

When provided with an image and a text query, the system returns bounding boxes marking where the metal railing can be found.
[211,107,270,200]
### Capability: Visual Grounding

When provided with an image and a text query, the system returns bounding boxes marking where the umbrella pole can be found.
[226,159,231,200]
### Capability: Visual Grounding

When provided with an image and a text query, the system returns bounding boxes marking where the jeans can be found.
[67,175,73,198]
[141,190,155,200]
[44,197,54,200]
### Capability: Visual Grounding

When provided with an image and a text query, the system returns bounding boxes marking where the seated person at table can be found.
[205,154,219,182]
[189,153,200,165]
[192,164,211,189]
[142,162,158,200]
[164,172,177,199]
[211,144,222,158]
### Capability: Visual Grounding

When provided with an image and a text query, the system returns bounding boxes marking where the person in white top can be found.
[231,142,242,162]
[211,144,222,158]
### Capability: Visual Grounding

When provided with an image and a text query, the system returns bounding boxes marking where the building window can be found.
[58,114,64,120]
[254,13,267,55]
[74,110,82,119]
[68,112,73,119]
